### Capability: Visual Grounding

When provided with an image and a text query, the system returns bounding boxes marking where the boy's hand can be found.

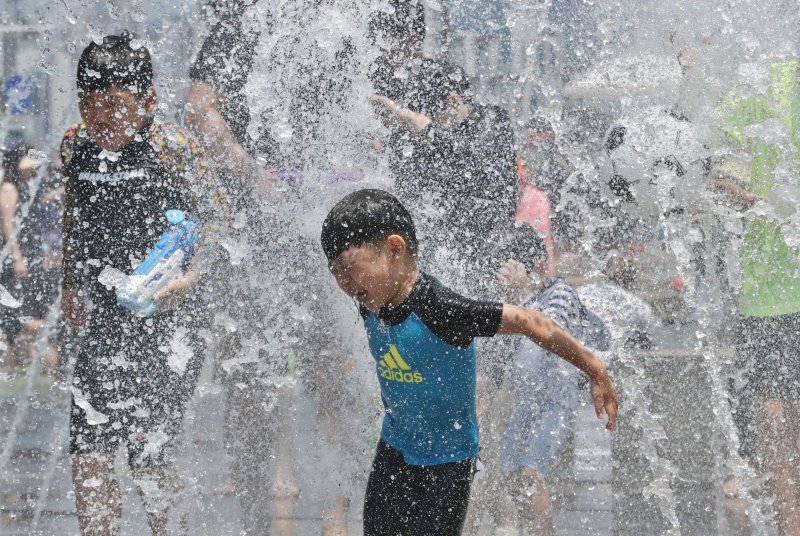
[497,260,533,296]
[590,371,618,431]
[369,95,432,133]
[153,270,200,312]
[13,258,27,276]
[62,287,89,326]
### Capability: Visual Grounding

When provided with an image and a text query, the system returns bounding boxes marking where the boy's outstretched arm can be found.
[497,304,619,431]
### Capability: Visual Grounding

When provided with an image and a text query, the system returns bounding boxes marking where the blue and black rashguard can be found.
[361,272,504,466]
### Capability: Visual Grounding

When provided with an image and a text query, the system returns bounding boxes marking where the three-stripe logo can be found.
[378,345,424,384]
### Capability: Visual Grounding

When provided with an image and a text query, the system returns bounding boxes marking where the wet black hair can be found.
[368,0,426,47]
[321,189,418,262]
[404,59,470,116]
[77,32,153,98]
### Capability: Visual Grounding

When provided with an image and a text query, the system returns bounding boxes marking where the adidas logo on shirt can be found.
[378,345,424,384]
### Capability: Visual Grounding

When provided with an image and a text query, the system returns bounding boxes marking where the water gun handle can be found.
[116,210,200,317]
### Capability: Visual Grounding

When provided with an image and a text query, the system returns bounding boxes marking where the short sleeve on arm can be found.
[413,274,504,348]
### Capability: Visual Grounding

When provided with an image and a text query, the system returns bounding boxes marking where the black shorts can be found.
[736,312,800,400]
[69,305,204,469]
[363,440,475,536]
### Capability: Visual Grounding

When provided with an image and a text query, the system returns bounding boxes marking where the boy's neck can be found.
[387,263,419,308]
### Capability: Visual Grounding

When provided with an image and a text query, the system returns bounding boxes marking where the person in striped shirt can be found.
[496,241,611,536]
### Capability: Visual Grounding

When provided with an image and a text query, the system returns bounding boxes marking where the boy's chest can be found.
[71,149,188,216]
[365,313,476,394]
[69,147,192,259]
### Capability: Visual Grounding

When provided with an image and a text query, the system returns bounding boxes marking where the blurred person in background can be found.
[187,7,294,532]
[494,232,611,536]
[7,147,63,370]
[440,0,513,101]
[516,118,570,255]
[715,59,800,535]
[370,57,518,298]
[0,138,33,365]
[187,2,366,533]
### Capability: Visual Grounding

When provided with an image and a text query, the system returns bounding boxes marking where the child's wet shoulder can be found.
[409,273,503,348]
[149,122,207,176]
[60,123,90,168]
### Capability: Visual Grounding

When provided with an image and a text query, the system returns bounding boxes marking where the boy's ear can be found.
[385,234,408,258]
[142,85,157,113]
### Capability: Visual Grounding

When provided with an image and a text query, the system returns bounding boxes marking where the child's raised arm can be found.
[498,304,618,430]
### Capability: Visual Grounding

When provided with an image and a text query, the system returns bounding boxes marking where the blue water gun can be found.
[116,209,201,317]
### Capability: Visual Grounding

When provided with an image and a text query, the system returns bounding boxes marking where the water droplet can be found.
[38,61,56,75]
[132,8,147,22]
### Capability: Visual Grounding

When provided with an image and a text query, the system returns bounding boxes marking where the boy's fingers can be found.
[592,387,619,431]
[593,389,606,419]
[606,399,618,431]
[154,279,183,302]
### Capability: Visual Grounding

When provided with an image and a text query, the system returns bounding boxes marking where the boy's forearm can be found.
[498,304,608,381]
[540,324,607,380]
[61,191,84,291]
[185,81,255,173]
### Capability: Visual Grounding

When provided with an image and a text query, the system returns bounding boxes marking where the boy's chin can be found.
[357,297,385,313]
[93,136,126,152]
[359,301,381,313]
[90,130,133,152]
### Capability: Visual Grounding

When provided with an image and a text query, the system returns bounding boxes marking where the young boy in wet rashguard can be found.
[61,34,227,535]
[320,189,618,536]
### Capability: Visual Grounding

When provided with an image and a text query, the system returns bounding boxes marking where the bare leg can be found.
[72,452,121,536]
[220,340,281,535]
[271,397,299,536]
[519,468,554,536]
[41,342,60,369]
[130,464,186,536]
[496,472,521,534]
[321,492,350,536]
[2,337,22,368]
[759,398,800,536]
[310,345,352,536]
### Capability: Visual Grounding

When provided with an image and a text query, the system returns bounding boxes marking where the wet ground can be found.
[0,364,613,535]
[0,324,766,535]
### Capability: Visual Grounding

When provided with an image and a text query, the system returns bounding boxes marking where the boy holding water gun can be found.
[61,33,228,535]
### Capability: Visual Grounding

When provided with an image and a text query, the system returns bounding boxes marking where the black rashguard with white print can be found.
[61,121,209,467]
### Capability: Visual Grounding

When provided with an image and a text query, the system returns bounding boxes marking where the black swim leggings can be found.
[363,440,475,536]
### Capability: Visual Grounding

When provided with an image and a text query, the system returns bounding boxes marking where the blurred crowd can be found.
[1,0,799,534]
